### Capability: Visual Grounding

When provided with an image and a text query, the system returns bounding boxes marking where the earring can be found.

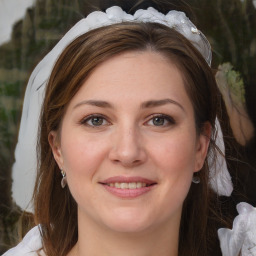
[192,175,200,184]
[61,169,67,188]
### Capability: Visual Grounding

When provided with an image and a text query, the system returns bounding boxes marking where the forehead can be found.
[67,50,193,111]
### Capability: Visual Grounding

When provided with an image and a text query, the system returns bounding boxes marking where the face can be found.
[50,51,210,234]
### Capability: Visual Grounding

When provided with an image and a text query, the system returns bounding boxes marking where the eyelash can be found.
[80,114,175,128]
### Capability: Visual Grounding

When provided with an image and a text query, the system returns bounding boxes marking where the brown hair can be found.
[34,22,222,256]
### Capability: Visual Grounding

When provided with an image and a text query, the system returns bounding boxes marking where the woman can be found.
[4,4,235,256]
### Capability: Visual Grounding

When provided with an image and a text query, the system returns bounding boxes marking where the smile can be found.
[99,176,157,198]
[106,182,149,189]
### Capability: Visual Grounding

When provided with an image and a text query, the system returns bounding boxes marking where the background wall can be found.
[0,0,255,253]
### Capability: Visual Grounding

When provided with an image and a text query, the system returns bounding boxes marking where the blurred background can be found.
[0,0,255,253]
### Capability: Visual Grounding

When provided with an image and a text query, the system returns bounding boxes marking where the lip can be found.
[99,176,157,199]
[100,176,156,184]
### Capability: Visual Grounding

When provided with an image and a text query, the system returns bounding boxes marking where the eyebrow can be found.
[141,99,185,111]
[74,100,112,109]
[74,98,185,112]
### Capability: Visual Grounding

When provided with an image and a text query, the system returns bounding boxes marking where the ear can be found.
[194,122,212,172]
[48,131,64,169]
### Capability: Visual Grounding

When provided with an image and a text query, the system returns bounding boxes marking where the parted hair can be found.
[34,21,224,256]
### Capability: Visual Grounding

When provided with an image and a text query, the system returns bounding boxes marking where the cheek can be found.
[60,134,109,207]
[151,133,196,196]
[61,133,108,179]
[152,134,197,173]
[145,135,196,224]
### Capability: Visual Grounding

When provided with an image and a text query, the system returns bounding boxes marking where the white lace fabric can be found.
[208,118,233,196]
[218,202,256,256]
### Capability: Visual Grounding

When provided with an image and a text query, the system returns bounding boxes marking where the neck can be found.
[68,211,180,256]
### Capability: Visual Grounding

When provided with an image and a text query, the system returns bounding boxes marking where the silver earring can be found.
[61,170,67,188]
[192,175,200,184]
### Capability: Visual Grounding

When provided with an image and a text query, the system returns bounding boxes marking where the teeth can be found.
[128,182,136,189]
[108,182,147,189]
[120,183,128,189]
[137,182,142,188]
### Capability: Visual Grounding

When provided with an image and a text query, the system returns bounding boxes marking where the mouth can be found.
[99,176,157,198]
[102,182,154,189]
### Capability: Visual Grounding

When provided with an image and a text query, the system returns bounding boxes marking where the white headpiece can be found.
[12,6,233,211]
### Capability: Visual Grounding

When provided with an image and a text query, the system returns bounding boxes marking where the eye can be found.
[147,114,175,127]
[80,115,109,127]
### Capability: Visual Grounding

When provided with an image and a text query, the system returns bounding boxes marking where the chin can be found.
[106,221,151,233]
[102,208,154,233]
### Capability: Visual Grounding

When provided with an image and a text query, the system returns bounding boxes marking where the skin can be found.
[49,51,210,256]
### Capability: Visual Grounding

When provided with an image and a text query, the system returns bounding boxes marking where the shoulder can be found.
[2,225,45,256]
[218,202,256,256]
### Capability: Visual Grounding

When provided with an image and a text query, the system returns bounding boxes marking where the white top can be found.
[218,202,256,256]
[3,203,256,256]
[2,226,45,256]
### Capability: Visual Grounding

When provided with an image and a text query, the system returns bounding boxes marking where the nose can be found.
[108,125,147,167]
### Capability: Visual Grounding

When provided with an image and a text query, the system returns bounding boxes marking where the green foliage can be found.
[39,17,62,29]
[0,81,22,97]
